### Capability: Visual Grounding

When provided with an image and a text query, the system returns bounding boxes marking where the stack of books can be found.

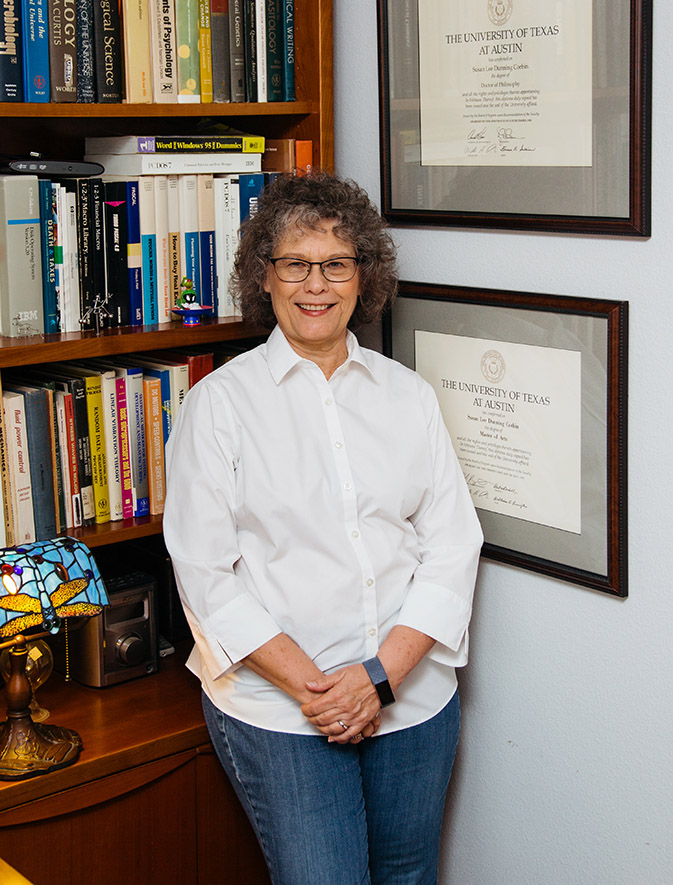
[0,0,295,104]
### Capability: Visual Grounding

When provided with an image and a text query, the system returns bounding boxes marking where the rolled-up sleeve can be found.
[163,380,282,680]
[395,380,483,666]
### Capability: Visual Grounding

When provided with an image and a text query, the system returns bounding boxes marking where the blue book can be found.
[197,174,217,313]
[125,180,143,326]
[138,177,158,325]
[238,172,266,225]
[0,0,24,101]
[38,179,59,333]
[21,0,49,101]
[280,0,294,101]
[178,174,200,295]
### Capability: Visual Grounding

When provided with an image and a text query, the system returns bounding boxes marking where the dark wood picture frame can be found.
[377,0,652,236]
[384,282,628,596]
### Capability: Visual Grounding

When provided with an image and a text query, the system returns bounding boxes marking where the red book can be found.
[115,377,134,519]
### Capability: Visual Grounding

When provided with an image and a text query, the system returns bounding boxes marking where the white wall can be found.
[334,4,673,883]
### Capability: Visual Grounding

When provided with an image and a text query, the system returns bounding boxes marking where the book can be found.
[50,370,94,525]
[242,0,256,102]
[75,0,95,101]
[131,355,189,437]
[197,0,213,103]
[38,178,59,333]
[254,0,266,101]
[113,372,133,519]
[213,175,236,317]
[59,181,80,333]
[166,174,182,315]
[23,377,65,533]
[87,177,107,330]
[2,389,35,543]
[86,152,262,176]
[296,139,313,176]
[175,0,200,102]
[92,0,123,102]
[102,180,130,327]
[149,0,177,102]
[91,365,122,521]
[54,387,82,528]
[124,179,143,326]
[178,174,200,295]
[51,182,65,332]
[153,175,171,323]
[84,133,265,154]
[228,0,245,101]
[47,0,76,101]
[0,175,44,338]
[265,0,282,102]
[82,371,110,524]
[107,362,148,518]
[147,348,214,387]
[122,0,152,103]
[75,178,95,330]
[261,137,295,172]
[4,383,56,540]
[0,0,23,101]
[238,172,266,225]
[210,0,231,102]
[197,174,217,312]
[0,373,14,545]
[138,176,159,325]
[21,0,49,102]
[142,374,165,515]
[280,0,294,101]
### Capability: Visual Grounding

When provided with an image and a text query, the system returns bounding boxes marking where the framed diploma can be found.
[378,0,652,236]
[384,282,628,597]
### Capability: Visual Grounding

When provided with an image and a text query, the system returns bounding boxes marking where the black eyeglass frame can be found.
[268,256,361,282]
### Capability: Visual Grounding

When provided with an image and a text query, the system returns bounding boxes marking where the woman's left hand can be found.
[300,664,381,743]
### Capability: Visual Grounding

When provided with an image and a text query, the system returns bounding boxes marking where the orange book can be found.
[295,140,313,176]
[143,375,166,515]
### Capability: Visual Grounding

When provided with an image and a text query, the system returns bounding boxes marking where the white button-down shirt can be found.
[164,326,483,735]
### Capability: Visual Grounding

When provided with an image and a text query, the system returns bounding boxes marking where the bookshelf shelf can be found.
[67,513,164,548]
[0,101,316,118]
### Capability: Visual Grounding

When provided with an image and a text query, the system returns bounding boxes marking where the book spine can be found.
[86,152,262,176]
[0,176,44,338]
[88,177,107,330]
[228,0,245,101]
[210,0,230,102]
[0,0,24,101]
[227,174,241,316]
[47,0,76,101]
[75,0,95,101]
[18,388,56,540]
[122,0,152,102]
[0,375,15,545]
[213,176,235,317]
[138,176,158,325]
[178,174,200,294]
[115,376,133,519]
[143,375,165,515]
[166,174,182,315]
[38,179,59,333]
[54,390,72,529]
[69,377,94,525]
[175,0,200,102]
[43,386,65,533]
[280,0,293,100]
[99,369,122,520]
[3,392,35,542]
[102,180,130,327]
[149,0,177,102]
[265,0,281,101]
[197,174,217,313]
[92,0,123,101]
[197,0,212,103]
[63,185,81,333]
[51,183,64,332]
[84,134,266,154]
[254,0,265,101]
[76,178,95,329]
[125,370,149,517]
[238,172,265,225]
[83,374,110,524]
[295,139,313,176]
[153,175,171,323]
[242,0,256,102]
[142,367,171,443]
[125,179,143,326]
[58,388,82,527]
[21,0,49,101]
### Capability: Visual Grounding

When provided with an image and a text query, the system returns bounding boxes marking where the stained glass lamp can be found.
[0,537,109,781]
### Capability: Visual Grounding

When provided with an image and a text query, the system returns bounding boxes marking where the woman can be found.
[163,172,483,884]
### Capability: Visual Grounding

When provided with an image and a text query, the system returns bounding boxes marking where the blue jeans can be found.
[202,691,460,885]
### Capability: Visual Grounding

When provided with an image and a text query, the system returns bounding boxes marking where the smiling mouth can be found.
[296,303,333,313]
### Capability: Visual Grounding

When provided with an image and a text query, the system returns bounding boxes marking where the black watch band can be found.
[362,656,396,707]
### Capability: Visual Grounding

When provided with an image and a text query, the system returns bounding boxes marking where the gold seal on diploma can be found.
[481,349,506,384]
[488,0,513,26]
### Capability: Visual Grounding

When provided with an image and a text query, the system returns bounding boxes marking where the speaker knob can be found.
[115,633,146,667]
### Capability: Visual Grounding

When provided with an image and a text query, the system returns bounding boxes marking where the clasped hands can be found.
[301,663,382,744]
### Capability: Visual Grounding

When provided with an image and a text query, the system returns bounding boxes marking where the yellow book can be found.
[122,0,153,103]
[143,376,165,515]
[198,0,214,103]
[84,374,111,524]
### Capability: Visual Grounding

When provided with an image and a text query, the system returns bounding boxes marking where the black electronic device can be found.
[6,159,105,177]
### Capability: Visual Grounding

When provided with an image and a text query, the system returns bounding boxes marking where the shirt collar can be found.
[265,325,375,385]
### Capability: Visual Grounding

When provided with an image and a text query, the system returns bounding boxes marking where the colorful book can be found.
[0,175,44,338]
[122,0,152,103]
[0,373,15,545]
[114,373,133,519]
[50,371,94,525]
[280,0,294,101]
[197,174,217,313]
[131,355,188,437]
[238,172,266,225]
[84,133,265,154]
[51,182,64,332]
[197,0,213,103]
[149,0,177,102]
[254,0,266,101]
[296,139,313,176]
[61,181,81,333]
[153,175,171,323]
[76,0,95,101]
[82,371,110,524]
[102,180,130,327]
[54,387,81,528]
[210,0,231,102]
[75,178,95,329]
[261,138,295,172]
[265,0,282,102]
[47,0,76,101]
[21,0,49,102]
[0,0,23,101]
[138,176,158,325]
[2,389,35,543]
[228,0,245,101]
[178,174,200,295]
[124,179,143,326]
[38,178,59,333]
[175,0,200,102]
[87,177,107,331]
[143,374,165,515]
[87,152,262,176]
[148,348,214,387]
[92,0,123,101]
[85,364,122,521]
[107,363,148,518]
[166,174,182,315]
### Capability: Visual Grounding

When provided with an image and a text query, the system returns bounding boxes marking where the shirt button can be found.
[369,628,377,637]
[366,578,374,587]
[335,441,343,449]
[325,398,333,406]
[352,530,359,539]
[344,482,352,491]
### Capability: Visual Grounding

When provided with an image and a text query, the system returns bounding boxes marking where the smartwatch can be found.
[362,656,396,707]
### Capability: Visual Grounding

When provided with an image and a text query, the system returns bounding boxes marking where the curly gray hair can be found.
[231,172,398,329]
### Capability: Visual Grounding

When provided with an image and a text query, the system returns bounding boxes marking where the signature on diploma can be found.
[464,473,526,509]
[465,126,535,156]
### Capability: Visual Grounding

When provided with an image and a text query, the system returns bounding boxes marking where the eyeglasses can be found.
[269,256,360,283]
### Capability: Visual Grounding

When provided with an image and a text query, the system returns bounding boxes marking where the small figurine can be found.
[177,277,199,308]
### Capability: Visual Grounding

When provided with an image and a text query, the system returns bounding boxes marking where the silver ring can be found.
[338,720,348,731]
[352,733,363,742]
